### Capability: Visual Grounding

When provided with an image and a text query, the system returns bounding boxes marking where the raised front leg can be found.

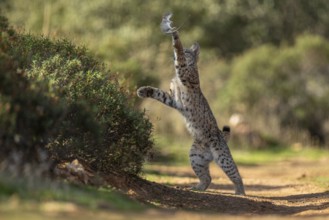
[161,13,200,86]
[171,31,186,66]
[161,13,185,65]
[137,86,178,109]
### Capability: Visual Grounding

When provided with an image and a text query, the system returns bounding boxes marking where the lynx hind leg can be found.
[189,144,213,191]
[211,139,245,195]
[222,125,231,143]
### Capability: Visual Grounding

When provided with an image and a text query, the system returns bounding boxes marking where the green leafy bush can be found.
[5,1,329,151]
[0,16,64,166]
[225,35,329,146]
[0,15,153,174]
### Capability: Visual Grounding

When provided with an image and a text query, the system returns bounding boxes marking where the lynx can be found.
[137,13,245,195]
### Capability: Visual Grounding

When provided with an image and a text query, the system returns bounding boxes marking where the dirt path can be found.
[124,158,329,218]
[3,158,329,220]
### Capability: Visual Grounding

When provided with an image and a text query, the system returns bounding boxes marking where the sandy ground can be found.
[2,158,329,220]
[140,158,329,219]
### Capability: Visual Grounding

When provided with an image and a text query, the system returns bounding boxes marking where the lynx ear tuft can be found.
[190,42,200,60]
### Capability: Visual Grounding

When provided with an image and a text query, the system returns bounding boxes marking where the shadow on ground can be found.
[104,168,329,216]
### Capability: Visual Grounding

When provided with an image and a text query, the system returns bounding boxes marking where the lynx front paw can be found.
[137,86,154,98]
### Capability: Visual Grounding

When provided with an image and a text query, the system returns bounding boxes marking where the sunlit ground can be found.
[1,145,329,220]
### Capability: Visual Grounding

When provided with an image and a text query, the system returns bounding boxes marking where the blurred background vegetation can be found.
[2,0,329,167]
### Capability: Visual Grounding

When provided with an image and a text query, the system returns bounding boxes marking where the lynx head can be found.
[182,42,200,85]
[184,42,200,66]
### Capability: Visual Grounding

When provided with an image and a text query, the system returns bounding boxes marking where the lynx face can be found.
[184,43,199,66]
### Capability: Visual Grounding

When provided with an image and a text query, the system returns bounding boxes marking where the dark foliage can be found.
[0,15,153,174]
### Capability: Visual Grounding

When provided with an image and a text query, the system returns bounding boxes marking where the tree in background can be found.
[226,35,329,146]
[4,0,329,69]
[3,0,329,148]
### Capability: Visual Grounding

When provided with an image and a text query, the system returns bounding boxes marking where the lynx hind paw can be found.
[235,188,246,196]
[161,12,175,33]
[137,86,154,98]
[190,185,207,192]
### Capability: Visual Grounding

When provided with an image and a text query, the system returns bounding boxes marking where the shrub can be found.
[0,15,153,174]
[225,35,329,146]
[0,47,64,167]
